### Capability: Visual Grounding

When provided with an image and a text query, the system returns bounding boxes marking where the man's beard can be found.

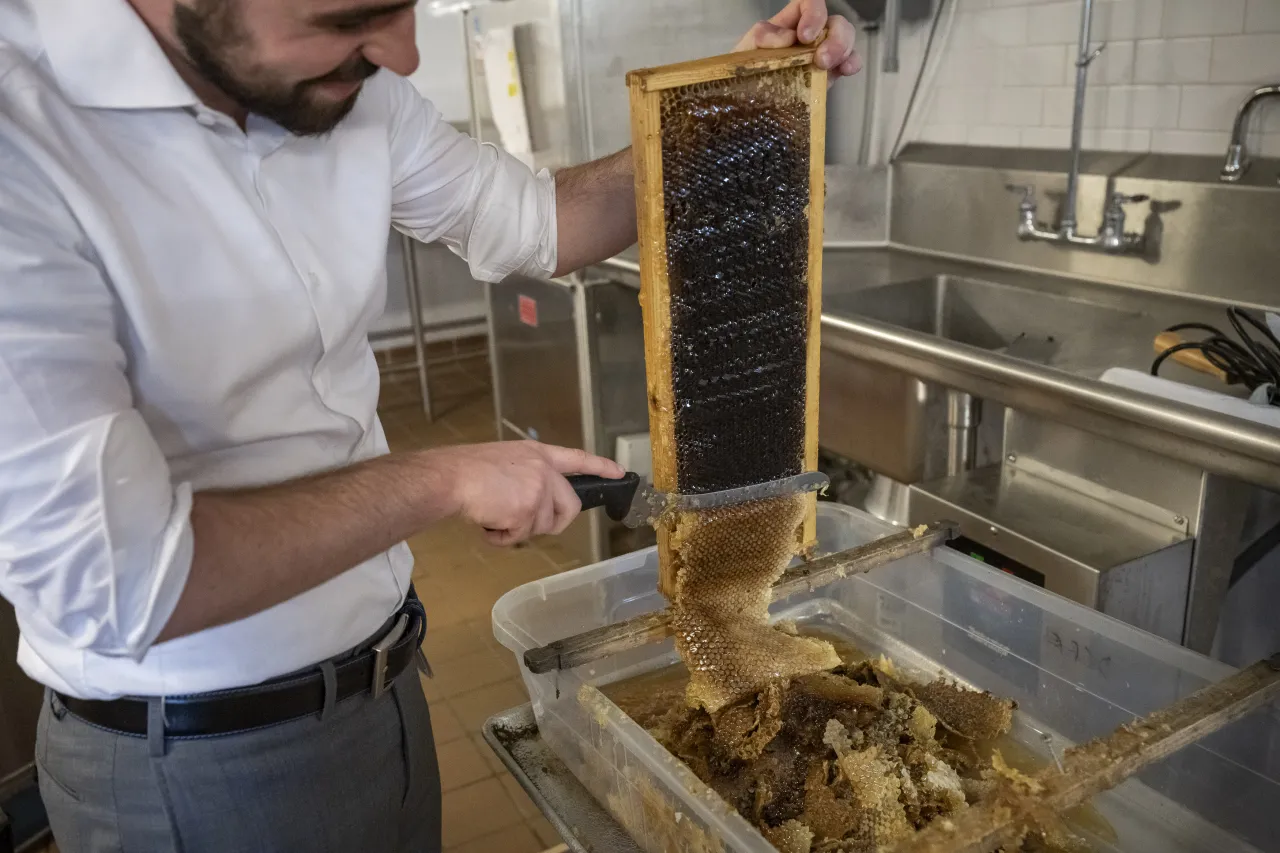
[172,1,378,136]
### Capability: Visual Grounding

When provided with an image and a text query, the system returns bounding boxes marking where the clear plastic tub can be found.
[492,502,1280,853]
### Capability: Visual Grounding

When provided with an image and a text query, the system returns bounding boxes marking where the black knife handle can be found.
[567,472,640,522]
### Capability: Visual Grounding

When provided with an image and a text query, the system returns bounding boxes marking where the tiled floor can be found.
[381,340,575,853]
[39,339,571,853]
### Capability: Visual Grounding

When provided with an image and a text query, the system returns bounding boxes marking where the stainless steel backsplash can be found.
[890,144,1280,310]
[827,164,890,245]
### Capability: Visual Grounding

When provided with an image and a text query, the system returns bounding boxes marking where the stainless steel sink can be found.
[849,274,1148,366]
[819,270,1249,485]
[595,246,1280,492]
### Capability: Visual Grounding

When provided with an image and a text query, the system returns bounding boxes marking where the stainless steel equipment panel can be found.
[582,282,654,556]
[583,283,648,458]
[909,464,1195,643]
[489,275,596,563]
[488,275,651,563]
[491,276,583,449]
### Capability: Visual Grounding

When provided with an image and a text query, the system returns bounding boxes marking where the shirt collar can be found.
[32,0,198,110]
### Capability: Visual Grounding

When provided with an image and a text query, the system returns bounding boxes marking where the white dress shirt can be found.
[0,0,558,699]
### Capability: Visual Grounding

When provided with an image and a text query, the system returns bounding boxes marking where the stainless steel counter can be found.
[592,247,1280,493]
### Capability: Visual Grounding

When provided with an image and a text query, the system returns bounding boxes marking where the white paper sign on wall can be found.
[478,26,534,166]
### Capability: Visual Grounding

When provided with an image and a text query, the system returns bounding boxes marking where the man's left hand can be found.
[734,0,862,82]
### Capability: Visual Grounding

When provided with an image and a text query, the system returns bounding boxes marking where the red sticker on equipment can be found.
[518,295,538,327]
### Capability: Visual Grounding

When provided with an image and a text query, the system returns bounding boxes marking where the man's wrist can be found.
[411,447,463,521]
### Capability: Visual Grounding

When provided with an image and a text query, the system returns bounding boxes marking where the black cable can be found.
[1152,308,1280,405]
[889,0,947,161]
[1229,309,1280,382]
[1229,515,1280,589]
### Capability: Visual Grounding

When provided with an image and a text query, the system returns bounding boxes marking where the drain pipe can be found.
[945,390,981,477]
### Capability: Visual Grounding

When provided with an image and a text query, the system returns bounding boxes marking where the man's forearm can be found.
[156,450,452,643]
[553,148,637,277]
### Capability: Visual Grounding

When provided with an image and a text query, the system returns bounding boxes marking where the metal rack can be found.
[371,233,490,423]
[484,704,642,853]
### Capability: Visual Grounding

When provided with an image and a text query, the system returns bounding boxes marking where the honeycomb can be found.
[651,66,829,714]
[910,680,1015,743]
[659,71,813,494]
[667,495,839,713]
[609,653,1030,853]
[765,819,816,853]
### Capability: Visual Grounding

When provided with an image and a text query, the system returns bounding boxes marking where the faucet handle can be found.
[1004,183,1037,207]
[1109,191,1150,206]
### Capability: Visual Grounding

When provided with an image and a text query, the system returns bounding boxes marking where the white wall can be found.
[915,0,1280,156]
[406,10,471,124]
[573,0,774,157]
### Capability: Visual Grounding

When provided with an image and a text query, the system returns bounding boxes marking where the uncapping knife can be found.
[567,471,829,529]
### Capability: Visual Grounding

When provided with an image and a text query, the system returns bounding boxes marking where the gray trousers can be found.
[35,663,441,853]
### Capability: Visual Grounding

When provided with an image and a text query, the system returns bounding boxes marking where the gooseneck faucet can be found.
[1004,0,1151,256]
[1220,84,1280,183]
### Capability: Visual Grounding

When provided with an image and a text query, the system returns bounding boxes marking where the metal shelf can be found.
[483,704,642,853]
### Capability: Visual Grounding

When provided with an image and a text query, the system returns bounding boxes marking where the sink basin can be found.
[818,270,1243,484]
[847,275,1149,371]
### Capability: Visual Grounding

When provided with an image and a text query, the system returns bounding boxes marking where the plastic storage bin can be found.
[492,502,1280,853]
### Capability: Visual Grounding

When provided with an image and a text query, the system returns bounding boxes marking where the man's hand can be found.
[734,0,862,82]
[157,440,621,643]
[552,0,861,277]
[425,441,625,546]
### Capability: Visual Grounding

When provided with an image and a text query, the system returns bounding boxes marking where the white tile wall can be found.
[1161,0,1245,38]
[1133,38,1211,84]
[1002,45,1070,86]
[1026,2,1081,45]
[1210,33,1280,82]
[1245,0,1280,33]
[916,0,1280,154]
[1089,40,1140,86]
[988,86,1047,124]
[1106,0,1163,40]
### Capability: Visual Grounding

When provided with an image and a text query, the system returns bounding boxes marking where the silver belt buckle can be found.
[371,613,410,700]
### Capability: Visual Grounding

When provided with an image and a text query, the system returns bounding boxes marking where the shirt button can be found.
[196,112,216,128]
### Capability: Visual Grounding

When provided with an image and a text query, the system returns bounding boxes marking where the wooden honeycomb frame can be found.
[627,45,828,598]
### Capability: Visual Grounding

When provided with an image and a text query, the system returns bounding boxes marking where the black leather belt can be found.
[57,590,426,738]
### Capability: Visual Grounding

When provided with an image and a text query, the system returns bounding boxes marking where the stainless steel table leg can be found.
[945,389,981,478]
[1184,474,1252,654]
[485,281,504,441]
[399,232,432,423]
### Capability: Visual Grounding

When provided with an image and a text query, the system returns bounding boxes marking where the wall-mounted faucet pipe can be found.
[1001,0,1150,256]
[1062,0,1102,234]
[883,0,900,72]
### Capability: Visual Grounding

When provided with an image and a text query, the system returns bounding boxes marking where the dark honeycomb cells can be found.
[660,77,813,495]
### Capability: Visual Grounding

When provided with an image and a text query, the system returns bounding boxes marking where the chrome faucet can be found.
[1220,84,1280,183]
[1004,0,1152,256]
[1005,183,1149,253]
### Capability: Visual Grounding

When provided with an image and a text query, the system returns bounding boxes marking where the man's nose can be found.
[363,11,420,77]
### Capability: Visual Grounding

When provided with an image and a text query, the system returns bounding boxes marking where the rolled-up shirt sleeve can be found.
[0,150,194,662]
[383,73,557,282]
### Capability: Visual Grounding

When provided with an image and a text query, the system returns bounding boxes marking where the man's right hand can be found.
[423,441,625,546]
